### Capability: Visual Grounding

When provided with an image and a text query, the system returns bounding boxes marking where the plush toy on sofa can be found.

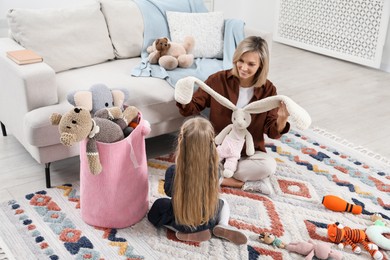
[50,106,135,175]
[175,76,312,178]
[327,222,383,260]
[147,36,195,70]
[152,37,171,57]
[286,239,343,260]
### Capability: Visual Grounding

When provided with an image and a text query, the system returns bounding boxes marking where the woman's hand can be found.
[277,101,289,133]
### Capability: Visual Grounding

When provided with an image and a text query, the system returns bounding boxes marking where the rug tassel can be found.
[312,126,390,165]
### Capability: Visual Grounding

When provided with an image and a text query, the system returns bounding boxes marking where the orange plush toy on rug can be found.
[327,222,383,260]
[322,195,362,214]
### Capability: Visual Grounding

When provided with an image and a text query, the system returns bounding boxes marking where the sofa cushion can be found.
[7,2,115,72]
[100,0,144,59]
[167,11,224,59]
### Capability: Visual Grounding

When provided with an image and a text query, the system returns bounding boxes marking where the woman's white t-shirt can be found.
[236,86,254,108]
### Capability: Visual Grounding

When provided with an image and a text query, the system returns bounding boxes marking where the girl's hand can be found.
[277,101,289,133]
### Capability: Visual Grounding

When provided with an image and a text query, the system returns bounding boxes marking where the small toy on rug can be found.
[322,195,362,214]
[50,106,136,175]
[258,232,286,248]
[365,213,390,250]
[147,36,195,70]
[174,76,311,178]
[286,239,343,260]
[327,222,383,260]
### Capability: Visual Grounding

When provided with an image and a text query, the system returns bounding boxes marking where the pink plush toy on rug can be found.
[286,239,343,260]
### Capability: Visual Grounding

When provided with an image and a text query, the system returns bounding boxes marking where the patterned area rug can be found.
[0,127,389,260]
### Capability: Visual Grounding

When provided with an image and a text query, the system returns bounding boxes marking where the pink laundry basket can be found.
[79,114,150,228]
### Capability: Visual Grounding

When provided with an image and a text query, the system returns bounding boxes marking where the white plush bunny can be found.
[175,76,311,178]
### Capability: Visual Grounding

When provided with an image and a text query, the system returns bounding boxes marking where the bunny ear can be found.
[243,95,281,114]
[244,95,312,130]
[177,76,237,110]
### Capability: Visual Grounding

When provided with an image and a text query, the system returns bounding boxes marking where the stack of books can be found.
[6,49,43,65]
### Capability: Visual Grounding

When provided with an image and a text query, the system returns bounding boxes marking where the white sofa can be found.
[0,0,272,187]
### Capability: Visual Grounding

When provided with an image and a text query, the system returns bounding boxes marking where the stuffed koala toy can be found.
[67,83,129,115]
[175,76,312,178]
[147,36,195,70]
[67,83,139,136]
[50,106,137,175]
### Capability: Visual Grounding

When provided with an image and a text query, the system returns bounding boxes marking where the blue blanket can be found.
[132,0,245,87]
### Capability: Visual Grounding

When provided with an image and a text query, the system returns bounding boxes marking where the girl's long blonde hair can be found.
[173,117,220,228]
[231,36,270,87]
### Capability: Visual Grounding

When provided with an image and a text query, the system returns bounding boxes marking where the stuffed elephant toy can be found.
[67,83,140,136]
[67,83,129,114]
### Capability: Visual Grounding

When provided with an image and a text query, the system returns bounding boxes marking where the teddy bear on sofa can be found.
[50,106,137,175]
[147,36,195,70]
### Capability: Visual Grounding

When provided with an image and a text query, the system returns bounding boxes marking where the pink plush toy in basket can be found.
[79,113,151,228]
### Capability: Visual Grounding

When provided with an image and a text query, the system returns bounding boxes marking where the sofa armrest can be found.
[0,38,58,113]
[244,26,273,53]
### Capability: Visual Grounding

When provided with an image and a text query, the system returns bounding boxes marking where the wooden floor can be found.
[1,42,389,201]
[269,42,390,160]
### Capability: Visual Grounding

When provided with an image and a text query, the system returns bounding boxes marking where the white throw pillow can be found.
[100,0,144,59]
[7,2,115,72]
[166,11,224,59]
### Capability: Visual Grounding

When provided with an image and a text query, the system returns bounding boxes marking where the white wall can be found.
[214,0,275,33]
[214,0,390,73]
[1,0,389,72]
[382,20,390,72]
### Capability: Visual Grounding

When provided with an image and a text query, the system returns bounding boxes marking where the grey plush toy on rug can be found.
[175,76,312,178]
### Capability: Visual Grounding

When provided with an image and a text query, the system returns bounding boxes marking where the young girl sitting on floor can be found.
[147,117,247,244]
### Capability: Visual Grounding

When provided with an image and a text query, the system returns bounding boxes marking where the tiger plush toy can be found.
[327,222,383,260]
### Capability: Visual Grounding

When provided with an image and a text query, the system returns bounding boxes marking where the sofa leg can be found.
[1,121,7,136]
[45,163,51,188]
